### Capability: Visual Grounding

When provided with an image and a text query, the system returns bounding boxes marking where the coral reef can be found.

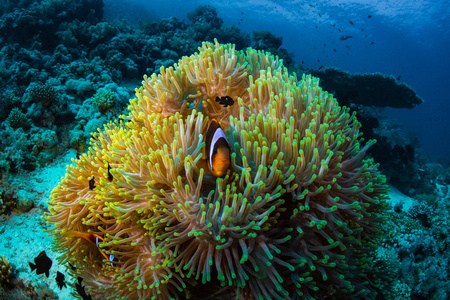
[376,181,450,299]
[0,1,442,298]
[28,82,58,107]
[310,67,423,108]
[46,41,388,299]
[6,108,31,129]
[91,89,117,113]
[0,255,13,288]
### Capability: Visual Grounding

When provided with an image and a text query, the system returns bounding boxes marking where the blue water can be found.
[105,0,450,164]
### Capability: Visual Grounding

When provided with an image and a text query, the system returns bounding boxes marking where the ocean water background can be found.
[104,0,450,164]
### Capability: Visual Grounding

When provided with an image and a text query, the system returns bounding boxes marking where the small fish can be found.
[215,96,234,107]
[205,119,231,177]
[349,21,354,25]
[89,176,95,190]
[107,163,113,182]
[75,277,92,300]
[56,271,66,289]
[371,41,375,44]
[63,231,117,268]
[339,35,352,41]
[368,15,372,18]
[76,152,80,159]
[397,75,402,80]
[29,251,52,277]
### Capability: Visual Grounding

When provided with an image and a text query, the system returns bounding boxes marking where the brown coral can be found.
[0,255,13,288]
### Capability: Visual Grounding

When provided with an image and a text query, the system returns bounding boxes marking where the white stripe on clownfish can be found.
[205,118,231,177]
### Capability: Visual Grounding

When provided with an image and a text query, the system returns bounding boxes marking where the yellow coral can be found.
[46,40,388,299]
[0,256,12,288]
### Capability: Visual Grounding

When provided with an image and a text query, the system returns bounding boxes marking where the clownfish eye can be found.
[205,119,231,177]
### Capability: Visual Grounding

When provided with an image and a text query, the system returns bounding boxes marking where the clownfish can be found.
[205,119,231,177]
[63,231,117,268]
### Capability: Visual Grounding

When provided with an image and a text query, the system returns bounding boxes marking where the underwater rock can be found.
[310,67,423,108]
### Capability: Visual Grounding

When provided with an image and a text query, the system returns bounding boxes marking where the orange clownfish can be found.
[63,230,118,268]
[205,119,231,177]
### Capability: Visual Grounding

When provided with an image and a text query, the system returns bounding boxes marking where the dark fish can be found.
[368,15,372,18]
[56,271,66,289]
[29,251,52,278]
[107,163,113,182]
[205,119,231,177]
[215,96,234,107]
[89,176,95,190]
[333,49,337,52]
[371,41,375,44]
[76,152,80,159]
[349,21,354,25]
[397,75,402,80]
[75,277,92,300]
[339,35,352,40]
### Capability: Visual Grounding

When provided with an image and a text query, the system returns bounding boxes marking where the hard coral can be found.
[91,89,117,113]
[0,255,13,288]
[28,82,57,107]
[6,108,31,129]
[45,40,388,299]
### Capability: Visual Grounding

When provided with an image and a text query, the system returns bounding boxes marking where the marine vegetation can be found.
[45,40,388,299]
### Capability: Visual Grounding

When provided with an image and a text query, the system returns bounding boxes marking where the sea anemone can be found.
[45,40,388,299]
